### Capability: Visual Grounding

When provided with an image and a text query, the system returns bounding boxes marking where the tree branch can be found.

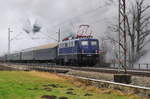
[141,5,150,13]
[106,36,126,51]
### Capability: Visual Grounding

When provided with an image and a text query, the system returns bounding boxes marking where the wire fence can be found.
[2,62,150,72]
[111,63,150,71]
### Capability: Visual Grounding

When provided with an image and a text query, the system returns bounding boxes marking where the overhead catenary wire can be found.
[43,4,110,38]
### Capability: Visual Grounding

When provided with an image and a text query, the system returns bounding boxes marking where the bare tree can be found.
[136,0,150,56]
[106,0,150,68]
[127,0,150,64]
[126,2,138,65]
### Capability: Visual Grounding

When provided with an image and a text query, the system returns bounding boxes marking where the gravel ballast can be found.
[67,70,150,87]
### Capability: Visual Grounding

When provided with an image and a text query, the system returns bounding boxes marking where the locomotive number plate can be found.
[87,54,92,56]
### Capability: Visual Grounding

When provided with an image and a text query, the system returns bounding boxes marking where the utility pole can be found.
[8,28,13,55]
[58,28,61,42]
[118,0,127,73]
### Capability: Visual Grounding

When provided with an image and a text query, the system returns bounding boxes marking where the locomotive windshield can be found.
[81,41,88,46]
[91,41,97,46]
[81,40,98,46]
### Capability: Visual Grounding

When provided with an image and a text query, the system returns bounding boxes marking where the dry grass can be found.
[28,71,149,99]
[29,71,65,81]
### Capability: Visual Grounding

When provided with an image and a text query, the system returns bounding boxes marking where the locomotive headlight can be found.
[87,54,92,56]
[96,50,99,54]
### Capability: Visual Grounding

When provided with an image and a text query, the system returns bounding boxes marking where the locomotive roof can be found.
[60,38,98,43]
[78,38,98,40]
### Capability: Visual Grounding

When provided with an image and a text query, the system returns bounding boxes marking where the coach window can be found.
[71,41,73,47]
[68,43,70,47]
[64,43,66,48]
[69,42,71,47]
[63,43,65,48]
[73,41,75,47]
[70,41,72,47]
[81,41,88,46]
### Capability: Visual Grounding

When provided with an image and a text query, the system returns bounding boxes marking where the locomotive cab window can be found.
[72,41,75,47]
[81,41,88,46]
[91,41,97,46]
[70,41,74,47]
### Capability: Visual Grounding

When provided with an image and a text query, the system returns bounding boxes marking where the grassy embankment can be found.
[0,71,146,99]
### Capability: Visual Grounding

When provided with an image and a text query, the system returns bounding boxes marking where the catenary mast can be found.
[118,0,127,73]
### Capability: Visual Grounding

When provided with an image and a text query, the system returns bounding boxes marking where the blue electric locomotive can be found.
[58,37,99,66]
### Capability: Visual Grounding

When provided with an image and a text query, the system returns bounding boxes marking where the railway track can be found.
[1,62,150,77]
